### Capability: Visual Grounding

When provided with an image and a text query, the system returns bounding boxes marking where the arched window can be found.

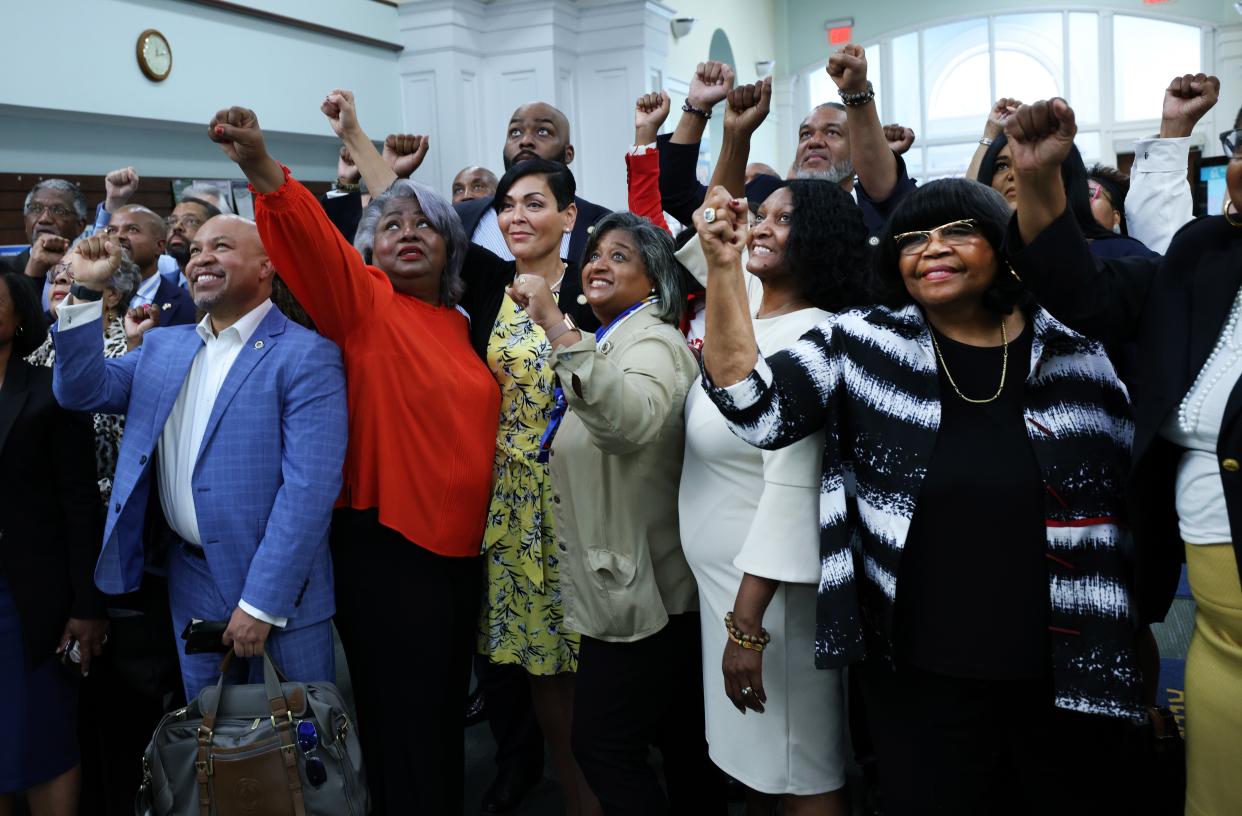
[803,11,1207,179]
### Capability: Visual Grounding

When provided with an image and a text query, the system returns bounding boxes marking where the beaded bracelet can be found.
[724,611,771,652]
[838,82,875,108]
[682,101,712,120]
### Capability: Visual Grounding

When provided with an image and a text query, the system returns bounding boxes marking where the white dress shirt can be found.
[128,271,163,308]
[471,206,572,262]
[57,297,285,626]
[1126,136,1195,255]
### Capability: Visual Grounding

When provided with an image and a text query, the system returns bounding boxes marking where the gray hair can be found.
[180,183,234,215]
[106,251,143,315]
[580,212,685,325]
[355,179,467,307]
[795,157,855,185]
[25,179,88,221]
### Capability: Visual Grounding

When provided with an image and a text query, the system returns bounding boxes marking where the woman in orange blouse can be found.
[209,105,500,815]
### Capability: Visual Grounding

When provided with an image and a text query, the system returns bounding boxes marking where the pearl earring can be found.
[576,294,588,305]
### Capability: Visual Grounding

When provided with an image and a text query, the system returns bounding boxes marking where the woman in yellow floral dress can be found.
[476,160,602,816]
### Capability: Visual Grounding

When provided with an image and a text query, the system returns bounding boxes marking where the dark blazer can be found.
[454,193,611,271]
[150,274,197,327]
[459,245,601,360]
[0,356,102,667]
[318,191,364,245]
[1010,209,1242,623]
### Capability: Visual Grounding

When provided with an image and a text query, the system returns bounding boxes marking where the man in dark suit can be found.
[456,101,610,270]
[102,205,196,326]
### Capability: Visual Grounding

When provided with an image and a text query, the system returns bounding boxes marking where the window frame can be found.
[796,8,1215,179]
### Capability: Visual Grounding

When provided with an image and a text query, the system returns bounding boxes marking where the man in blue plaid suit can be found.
[51,218,347,699]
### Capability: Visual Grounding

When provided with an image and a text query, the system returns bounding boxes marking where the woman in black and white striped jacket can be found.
[694,178,1146,815]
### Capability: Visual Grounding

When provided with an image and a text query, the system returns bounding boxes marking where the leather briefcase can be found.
[136,651,369,815]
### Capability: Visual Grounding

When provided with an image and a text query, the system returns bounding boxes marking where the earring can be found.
[576,294,588,305]
[15,325,24,336]
[1224,193,1242,228]
[1007,264,1023,284]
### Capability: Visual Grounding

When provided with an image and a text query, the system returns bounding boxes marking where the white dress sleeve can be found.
[732,308,830,585]
[1126,136,1194,255]
[674,231,764,316]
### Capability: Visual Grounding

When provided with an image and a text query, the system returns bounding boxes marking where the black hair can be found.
[1088,164,1129,235]
[492,159,576,213]
[179,196,222,220]
[976,133,1113,240]
[871,178,1030,315]
[2,272,48,357]
[765,180,870,312]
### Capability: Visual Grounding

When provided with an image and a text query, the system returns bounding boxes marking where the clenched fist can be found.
[724,79,772,139]
[208,106,269,166]
[68,236,123,292]
[383,134,430,179]
[1161,73,1220,138]
[826,43,869,94]
[1004,98,1077,179]
[688,61,735,112]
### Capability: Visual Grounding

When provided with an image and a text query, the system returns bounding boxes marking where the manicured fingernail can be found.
[215,126,224,136]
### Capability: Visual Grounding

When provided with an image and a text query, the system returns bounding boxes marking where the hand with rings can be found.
[693,186,749,273]
[506,272,562,329]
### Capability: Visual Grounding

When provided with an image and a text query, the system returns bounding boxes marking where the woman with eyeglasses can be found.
[1009,96,1242,816]
[695,178,1146,814]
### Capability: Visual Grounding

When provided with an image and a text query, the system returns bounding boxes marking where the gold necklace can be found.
[929,320,1008,405]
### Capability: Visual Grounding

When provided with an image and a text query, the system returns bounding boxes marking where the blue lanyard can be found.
[537,297,658,463]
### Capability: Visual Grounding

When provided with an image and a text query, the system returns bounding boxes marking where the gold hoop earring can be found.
[1224,194,1242,228]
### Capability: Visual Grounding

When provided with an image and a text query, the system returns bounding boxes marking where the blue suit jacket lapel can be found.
[194,306,287,465]
[152,329,205,436]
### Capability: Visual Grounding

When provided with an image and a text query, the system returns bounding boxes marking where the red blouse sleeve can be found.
[626,150,670,234]
[254,167,390,343]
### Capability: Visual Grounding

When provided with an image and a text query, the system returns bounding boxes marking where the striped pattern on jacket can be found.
[704,303,1145,720]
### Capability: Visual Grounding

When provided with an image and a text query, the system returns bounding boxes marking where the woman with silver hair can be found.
[209,103,501,814]
[507,212,718,811]
[28,253,143,504]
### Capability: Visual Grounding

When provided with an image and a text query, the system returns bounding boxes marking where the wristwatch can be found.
[545,313,579,344]
[69,282,104,302]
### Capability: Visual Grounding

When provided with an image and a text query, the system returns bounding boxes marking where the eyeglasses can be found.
[295,720,328,787]
[165,215,205,229]
[24,202,78,219]
[893,219,982,256]
[1221,129,1242,158]
[45,262,72,284]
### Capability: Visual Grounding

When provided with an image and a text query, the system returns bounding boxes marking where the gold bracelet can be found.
[724,611,771,650]
[727,632,766,652]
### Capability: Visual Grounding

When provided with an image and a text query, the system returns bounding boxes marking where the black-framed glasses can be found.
[24,202,77,219]
[295,720,328,787]
[165,214,205,229]
[1220,129,1242,158]
[893,219,982,256]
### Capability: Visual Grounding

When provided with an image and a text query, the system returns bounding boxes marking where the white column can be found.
[396,0,675,208]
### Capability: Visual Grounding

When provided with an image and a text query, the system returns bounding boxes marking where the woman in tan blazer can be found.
[505,212,723,814]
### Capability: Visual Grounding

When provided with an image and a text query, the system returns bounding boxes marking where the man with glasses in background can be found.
[164,196,222,285]
[5,179,89,309]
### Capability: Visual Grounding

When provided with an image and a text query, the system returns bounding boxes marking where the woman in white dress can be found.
[679,180,871,814]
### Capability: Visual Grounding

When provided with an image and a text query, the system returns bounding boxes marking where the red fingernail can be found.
[215,125,224,136]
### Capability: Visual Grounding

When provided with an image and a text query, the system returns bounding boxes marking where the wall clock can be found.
[136,29,172,82]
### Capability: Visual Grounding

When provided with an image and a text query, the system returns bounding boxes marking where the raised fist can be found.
[688,61,735,111]
[383,134,429,179]
[321,89,360,138]
[826,44,868,94]
[984,98,1023,138]
[337,146,361,184]
[1161,73,1220,138]
[208,106,269,166]
[29,234,71,271]
[68,236,122,291]
[884,124,916,155]
[1004,98,1077,179]
[104,167,140,213]
[635,91,672,139]
[693,186,750,270]
[724,79,772,139]
[124,303,161,350]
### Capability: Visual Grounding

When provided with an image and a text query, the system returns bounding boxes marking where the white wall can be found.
[0,0,402,181]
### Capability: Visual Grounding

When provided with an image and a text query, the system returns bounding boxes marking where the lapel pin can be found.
[254,340,264,349]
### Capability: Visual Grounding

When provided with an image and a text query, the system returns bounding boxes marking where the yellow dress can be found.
[478,293,579,675]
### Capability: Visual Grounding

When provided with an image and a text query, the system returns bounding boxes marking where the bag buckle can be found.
[271,710,293,730]
[194,756,214,776]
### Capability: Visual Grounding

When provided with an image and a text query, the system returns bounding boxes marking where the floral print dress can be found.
[478,293,578,675]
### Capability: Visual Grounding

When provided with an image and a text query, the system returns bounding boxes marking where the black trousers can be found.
[859,659,1139,816]
[474,654,545,775]
[331,509,481,816]
[78,575,185,816]
[571,613,725,815]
